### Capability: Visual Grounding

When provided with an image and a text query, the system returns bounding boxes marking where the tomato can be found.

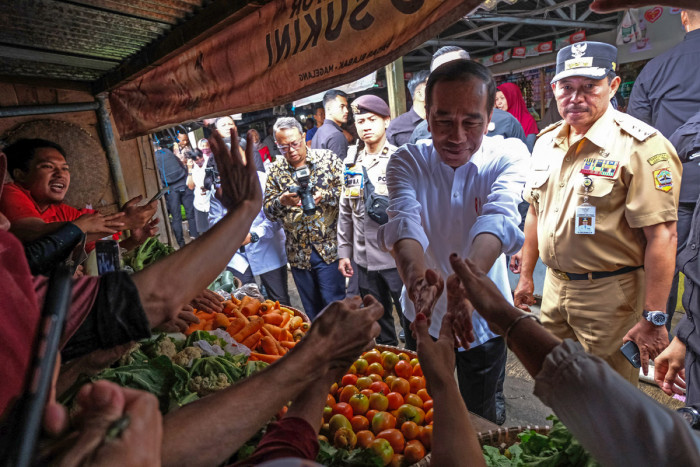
[326,394,337,407]
[412,363,423,377]
[418,425,432,450]
[356,430,375,448]
[384,375,397,387]
[404,393,423,409]
[368,373,383,383]
[366,409,379,423]
[416,388,431,402]
[361,389,374,398]
[349,393,370,415]
[331,402,353,420]
[396,404,424,425]
[409,358,419,367]
[354,358,369,374]
[369,438,394,466]
[367,362,385,377]
[347,365,357,375]
[403,439,427,464]
[381,351,400,371]
[339,385,359,403]
[390,454,406,467]
[425,408,433,424]
[400,421,421,440]
[409,376,425,393]
[318,434,329,444]
[398,352,411,362]
[363,349,382,365]
[330,382,339,396]
[370,381,390,395]
[323,405,333,422]
[356,376,373,390]
[377,428,405,454]
[371,411,397,434]
[328,413,352,437]
[386,392,404,410]
[422,399,433,411]
[390,378,410,396]
[342,374,358,387]
[369,392,389,411]
[351,414,370,432]
[394,360,413,379]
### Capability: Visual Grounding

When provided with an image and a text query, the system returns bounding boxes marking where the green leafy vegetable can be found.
[123,237,175,272]
[316,440,383,467]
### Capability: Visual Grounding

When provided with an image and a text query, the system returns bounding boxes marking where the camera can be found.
[203,159,221,191]
[289,166,316,216]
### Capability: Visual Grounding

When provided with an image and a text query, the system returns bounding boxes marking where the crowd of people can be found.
[1,0,700,465]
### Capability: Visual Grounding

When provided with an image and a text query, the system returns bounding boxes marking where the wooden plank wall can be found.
[0,81,173,245]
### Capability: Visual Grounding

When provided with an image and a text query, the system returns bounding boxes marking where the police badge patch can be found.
[653,168,673,192]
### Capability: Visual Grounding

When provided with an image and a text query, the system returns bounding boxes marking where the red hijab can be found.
[498,83,539,136]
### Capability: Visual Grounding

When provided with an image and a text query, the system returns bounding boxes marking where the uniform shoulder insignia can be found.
[614,114,657,142]
[537,120,564,138]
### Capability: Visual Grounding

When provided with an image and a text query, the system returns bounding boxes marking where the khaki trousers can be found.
[540,267,644,384]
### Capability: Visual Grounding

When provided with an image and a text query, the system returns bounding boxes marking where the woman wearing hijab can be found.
[495,82,539,151]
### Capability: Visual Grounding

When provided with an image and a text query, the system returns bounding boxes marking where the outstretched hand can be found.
[446,274,476,349]
[208,127,262,212]
[413,311,458,396]
[408,268,444,324]
[449,254,513,335]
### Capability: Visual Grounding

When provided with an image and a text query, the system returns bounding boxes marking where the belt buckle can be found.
[553,269,570,281]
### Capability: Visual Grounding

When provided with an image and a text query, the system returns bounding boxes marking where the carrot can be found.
[223,300,236,313]
[250,352,283,364]
[233,316,264,342]
[240,296,261,317]
[280,312,292,328]
[226,317,247,336]
[231,309,249,323]
[241,331,262,349]
[263,324,284,340]
[280,340,297,349]
[287,316,303,331]
[214,313,231,329]
[284,330,295,342]
[261,336,279,355]
[203,321,214,331]
[300,322,310,332]
[293,329,305,341]
[185,321,205,335]
[262,313,284,326]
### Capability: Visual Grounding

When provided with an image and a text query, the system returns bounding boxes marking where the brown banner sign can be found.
[109,0,481,139]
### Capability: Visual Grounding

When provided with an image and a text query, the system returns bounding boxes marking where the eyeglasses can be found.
[276,137,304,153]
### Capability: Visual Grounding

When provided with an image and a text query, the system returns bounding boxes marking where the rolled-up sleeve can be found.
[534,340,700,466]
[468,140,528,255]
[378,148,429,252]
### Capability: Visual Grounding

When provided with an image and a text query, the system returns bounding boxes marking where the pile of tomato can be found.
[319,348,433,466]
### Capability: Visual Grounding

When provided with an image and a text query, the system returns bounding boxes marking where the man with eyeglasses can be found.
[264,117,345,319]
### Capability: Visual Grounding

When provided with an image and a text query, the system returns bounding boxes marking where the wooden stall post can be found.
[385,57,407,119]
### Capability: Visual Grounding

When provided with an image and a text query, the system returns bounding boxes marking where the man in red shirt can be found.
[0,139,157,252]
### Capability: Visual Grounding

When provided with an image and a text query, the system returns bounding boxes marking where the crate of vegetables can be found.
[185,296,310,364]
[317,345,432,467]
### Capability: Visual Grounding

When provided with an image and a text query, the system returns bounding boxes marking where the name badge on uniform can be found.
[343,165,364,199]
[575,176,595,234]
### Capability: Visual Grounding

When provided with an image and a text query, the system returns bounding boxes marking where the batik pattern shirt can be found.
[264,149,343,269]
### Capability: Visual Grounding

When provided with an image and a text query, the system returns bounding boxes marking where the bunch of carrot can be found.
[185,295,310,364]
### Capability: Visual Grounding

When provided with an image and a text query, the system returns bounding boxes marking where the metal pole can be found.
[96,96,130,207]
[385,57,406,119]
[0,102,99,118]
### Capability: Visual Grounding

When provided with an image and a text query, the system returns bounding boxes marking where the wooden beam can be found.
[94,0,268,94]
[385,57,407,119]
[0,45,119,71]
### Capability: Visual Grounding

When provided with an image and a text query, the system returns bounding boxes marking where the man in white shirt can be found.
[378,59,529,422]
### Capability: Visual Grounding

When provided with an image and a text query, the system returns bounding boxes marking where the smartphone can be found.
[95,239,120,274]
[148,186,170,204]
[620,341,641,368]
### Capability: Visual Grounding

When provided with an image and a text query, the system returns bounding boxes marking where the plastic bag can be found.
[233,283,265,302]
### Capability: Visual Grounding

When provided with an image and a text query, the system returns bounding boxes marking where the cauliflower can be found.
[117,342,142,366]
[172,346,203,367]
[188,373,231,396]
[154,338,177,359]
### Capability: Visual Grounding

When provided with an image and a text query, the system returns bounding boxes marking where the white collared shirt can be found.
[378,136,529,345]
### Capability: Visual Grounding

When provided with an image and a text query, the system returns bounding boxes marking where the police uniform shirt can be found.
[337,142,397,271]
[524,106,682,274]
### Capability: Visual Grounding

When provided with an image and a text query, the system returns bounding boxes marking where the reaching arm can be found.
[514,205,539,311]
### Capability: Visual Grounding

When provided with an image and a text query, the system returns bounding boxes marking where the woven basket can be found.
[374,344,417,359]
[281,304,310,324]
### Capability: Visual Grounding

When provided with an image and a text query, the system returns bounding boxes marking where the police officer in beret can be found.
[514,41,683,384]
[337,95,408,346]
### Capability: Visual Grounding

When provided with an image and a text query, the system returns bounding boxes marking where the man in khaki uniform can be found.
[514,42,682,384]
[337,95,407,345]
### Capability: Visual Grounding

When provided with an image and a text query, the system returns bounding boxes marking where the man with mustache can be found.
[514,42,682,385]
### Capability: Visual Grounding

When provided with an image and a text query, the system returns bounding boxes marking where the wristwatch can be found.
[643,310,669,326]
[249,232,260,243]
[677,407,700,429]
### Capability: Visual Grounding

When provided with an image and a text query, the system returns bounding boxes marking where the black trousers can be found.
[165,187,198,247]
[666,202,696,333]
[405,330,506,423]
[228,265,291,306]
[357,266,408,346]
